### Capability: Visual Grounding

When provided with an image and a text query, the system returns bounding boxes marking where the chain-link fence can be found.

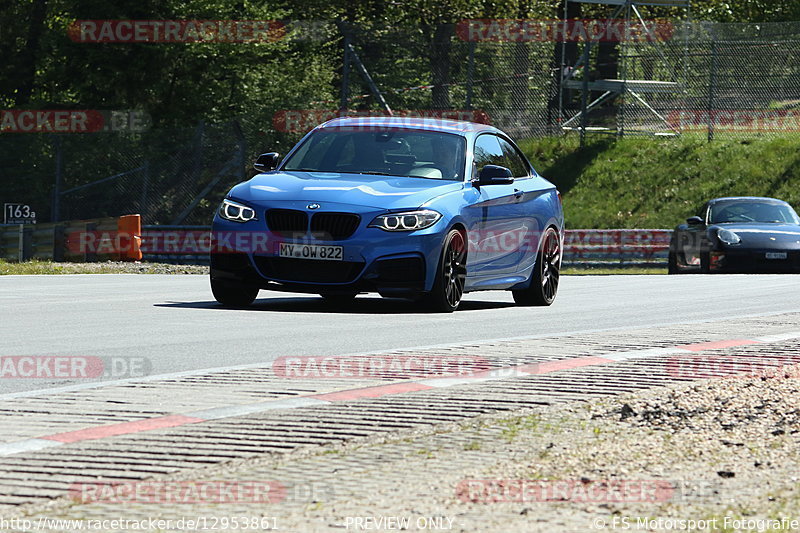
[561,21,800,139]
[0,121,253,226]
[1,19,799,225]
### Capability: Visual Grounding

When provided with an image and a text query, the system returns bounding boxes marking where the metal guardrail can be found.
[1,222,672,267]
[563,229,672,267]
[141,225,211,265]
[141,227,674,267]
[0,217,124,262]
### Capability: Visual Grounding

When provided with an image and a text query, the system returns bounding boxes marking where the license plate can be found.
[278,243,343,261]
[766,252,788,260]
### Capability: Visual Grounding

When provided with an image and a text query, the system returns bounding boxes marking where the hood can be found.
[712,223,800,248]
[230,171,464,210]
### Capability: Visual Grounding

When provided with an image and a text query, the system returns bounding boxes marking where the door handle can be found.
[514,189,524,199]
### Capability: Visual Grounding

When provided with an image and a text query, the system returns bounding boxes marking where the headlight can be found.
[368,210,442,232]
[219,198,257,223]
[717,228,741,245]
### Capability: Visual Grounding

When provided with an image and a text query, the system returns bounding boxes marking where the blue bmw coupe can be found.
[210,117,564,312]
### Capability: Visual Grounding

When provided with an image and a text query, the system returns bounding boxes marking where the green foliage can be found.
[0,0,555,124]
[692,0,800,23]
[519,134,800,229]
[1,0,793,122]
[1,0,795,224]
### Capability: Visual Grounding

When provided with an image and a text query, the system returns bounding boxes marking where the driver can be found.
[431,138,459,179]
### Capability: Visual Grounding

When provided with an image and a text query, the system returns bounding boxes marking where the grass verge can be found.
[1,260,664,276]
[0,260,208,275]
[518,134,800,229]
[561,266,665,275]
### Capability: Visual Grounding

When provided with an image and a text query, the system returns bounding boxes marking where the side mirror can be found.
[686,216,704,226]
[254,152,280,172]
[476,165,514,185]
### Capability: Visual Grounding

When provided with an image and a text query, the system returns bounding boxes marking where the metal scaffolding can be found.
[557,0,690,143]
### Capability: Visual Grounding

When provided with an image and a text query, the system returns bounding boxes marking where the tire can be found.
[513,227,561,306]
[668,251,679,274]
[210,277,258,307]
[700,252,710,274]
[421,228,467,313]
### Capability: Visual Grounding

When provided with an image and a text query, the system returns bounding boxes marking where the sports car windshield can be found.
[283,128,466,181]
[709,201,800,224]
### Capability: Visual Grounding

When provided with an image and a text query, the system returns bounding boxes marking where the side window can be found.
[498,138,530,178]
[473,134,506,177]
[699,204,710,224]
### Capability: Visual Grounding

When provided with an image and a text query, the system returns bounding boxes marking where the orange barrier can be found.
[1,214,144,262]
[116,214,142,261]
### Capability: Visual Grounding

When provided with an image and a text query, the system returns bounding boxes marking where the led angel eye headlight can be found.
[369,210,441,232]
[219,199,257,223]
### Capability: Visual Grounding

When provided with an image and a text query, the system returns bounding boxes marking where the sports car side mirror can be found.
[254,152,280,172]
[476,165,514,185]
[686,216,704,226]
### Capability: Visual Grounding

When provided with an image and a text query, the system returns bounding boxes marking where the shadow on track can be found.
[154,296,516,314]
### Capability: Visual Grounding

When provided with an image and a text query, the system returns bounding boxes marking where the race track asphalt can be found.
[1,273,798,394]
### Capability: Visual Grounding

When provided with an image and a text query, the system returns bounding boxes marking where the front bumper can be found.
[211,251,428,296]
[709,249,800,273]
[209,216,446,296]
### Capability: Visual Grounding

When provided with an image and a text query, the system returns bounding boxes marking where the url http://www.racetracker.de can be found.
[0,516,280,532]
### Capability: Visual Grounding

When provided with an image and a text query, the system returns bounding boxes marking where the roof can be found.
[711,196,790,204]
[317,116,498,135]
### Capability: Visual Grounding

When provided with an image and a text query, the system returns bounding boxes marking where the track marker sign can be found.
[3,204,36,225]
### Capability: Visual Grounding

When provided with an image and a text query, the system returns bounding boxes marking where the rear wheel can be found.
[422,228,467,313]
[210,278,258,307]
[513,227,560,306]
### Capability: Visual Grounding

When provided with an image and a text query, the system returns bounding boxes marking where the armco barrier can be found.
[142,225,211,265]
[564,229,672,267]
[0,215,142,262]
[140,227,672,267]
[2,224,671,267]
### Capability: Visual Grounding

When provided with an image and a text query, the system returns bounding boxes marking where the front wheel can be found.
[421,228,467,313]
[513,227,561,306]
[668,251,679,274]
[699,252,711,274]
[210,277,258,307]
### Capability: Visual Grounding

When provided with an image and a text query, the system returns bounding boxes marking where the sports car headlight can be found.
[717,228,741,245]
[219,199,257,223]
[368,210,442,232]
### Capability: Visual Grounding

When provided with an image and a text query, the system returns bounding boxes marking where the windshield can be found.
[709,201,800,224]
[282,128,466,181]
